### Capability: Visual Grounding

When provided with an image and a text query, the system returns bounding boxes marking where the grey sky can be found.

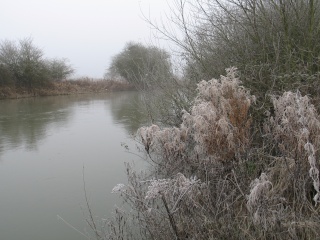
[1,0,172,78]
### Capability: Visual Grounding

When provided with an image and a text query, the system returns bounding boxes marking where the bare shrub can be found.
[138,68,253,174]
[149,0,320,99]
[265,91,320,205]
[106,164,175,240]
[245,90,320,238]
[103,69,320,240]
[105,68,256,239]
[189,67,253,160]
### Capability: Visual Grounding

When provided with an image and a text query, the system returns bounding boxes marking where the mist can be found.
[0,0,170,78]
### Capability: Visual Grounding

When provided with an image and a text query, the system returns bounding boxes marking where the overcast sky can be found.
[1,0,173,78]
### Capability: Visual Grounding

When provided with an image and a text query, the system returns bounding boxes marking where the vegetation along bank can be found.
[0,38,134,100]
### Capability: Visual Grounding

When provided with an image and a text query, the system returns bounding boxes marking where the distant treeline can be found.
[0,38,74,88]
[0,77,134,99]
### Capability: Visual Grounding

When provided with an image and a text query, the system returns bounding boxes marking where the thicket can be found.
[192,0,319,94]
[138,0,320,125]
[102,68,320,240]
[0,38,73,88]
[84,1,320,239]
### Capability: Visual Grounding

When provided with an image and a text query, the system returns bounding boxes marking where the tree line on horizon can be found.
[0,38,74,89]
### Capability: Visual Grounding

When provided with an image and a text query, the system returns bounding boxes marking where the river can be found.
[0,91,149,240]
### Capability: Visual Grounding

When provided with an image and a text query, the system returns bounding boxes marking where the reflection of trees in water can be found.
[0,96,76,156]
[108,91,150,135]
[0,92,150,158]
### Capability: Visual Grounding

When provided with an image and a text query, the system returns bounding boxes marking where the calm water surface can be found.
[0,91,148,240]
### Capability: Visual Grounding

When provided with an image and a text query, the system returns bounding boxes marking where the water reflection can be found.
[0,97,73,155]
[108,91,150,134]
[0,91,147,240]
[0,92,149,157]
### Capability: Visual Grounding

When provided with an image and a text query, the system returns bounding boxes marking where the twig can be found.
[161,195,181,240]
[57,215,90,240]
[83,165,101,240]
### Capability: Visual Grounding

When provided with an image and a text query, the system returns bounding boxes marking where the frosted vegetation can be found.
[97,4,320,237]
[3,1,320,238]
[93,68,320,240]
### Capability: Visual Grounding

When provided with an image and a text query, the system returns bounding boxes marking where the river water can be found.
[0,91,148,240]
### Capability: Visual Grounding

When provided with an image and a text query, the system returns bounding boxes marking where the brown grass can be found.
[0,78,134,100]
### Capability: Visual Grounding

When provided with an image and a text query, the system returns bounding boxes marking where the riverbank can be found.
[0,79,135,99]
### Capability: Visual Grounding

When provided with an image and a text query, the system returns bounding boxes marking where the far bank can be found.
[0,79,135,100]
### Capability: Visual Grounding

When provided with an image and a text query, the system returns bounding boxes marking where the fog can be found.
[1,0,171,78]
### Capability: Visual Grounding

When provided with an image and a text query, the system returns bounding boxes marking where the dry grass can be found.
[0,78,134,99]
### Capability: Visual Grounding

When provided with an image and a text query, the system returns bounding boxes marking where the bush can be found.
[0,38,74,88]
[149,0,320,109]
[0,64,15,86]
[107,42,173,89]
[108,42,199,126]
[45,58,74,82]
[0,38,49,88]
[104,68,320,240]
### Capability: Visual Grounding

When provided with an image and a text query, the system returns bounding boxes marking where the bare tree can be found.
[45,58,74,82]
[144,0,320,106]
[0,38,74,88]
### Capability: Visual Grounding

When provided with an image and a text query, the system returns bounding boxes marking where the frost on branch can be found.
[247,173,273,228]
[189,67,253,158]
[145,173,200,200]
[137,67,254,168]
[111,183,125,193]
[138,125,187,160]
[145,178,170,200]
[304,142,320,204]
[265,91,320,205]
[266,91,320,154]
